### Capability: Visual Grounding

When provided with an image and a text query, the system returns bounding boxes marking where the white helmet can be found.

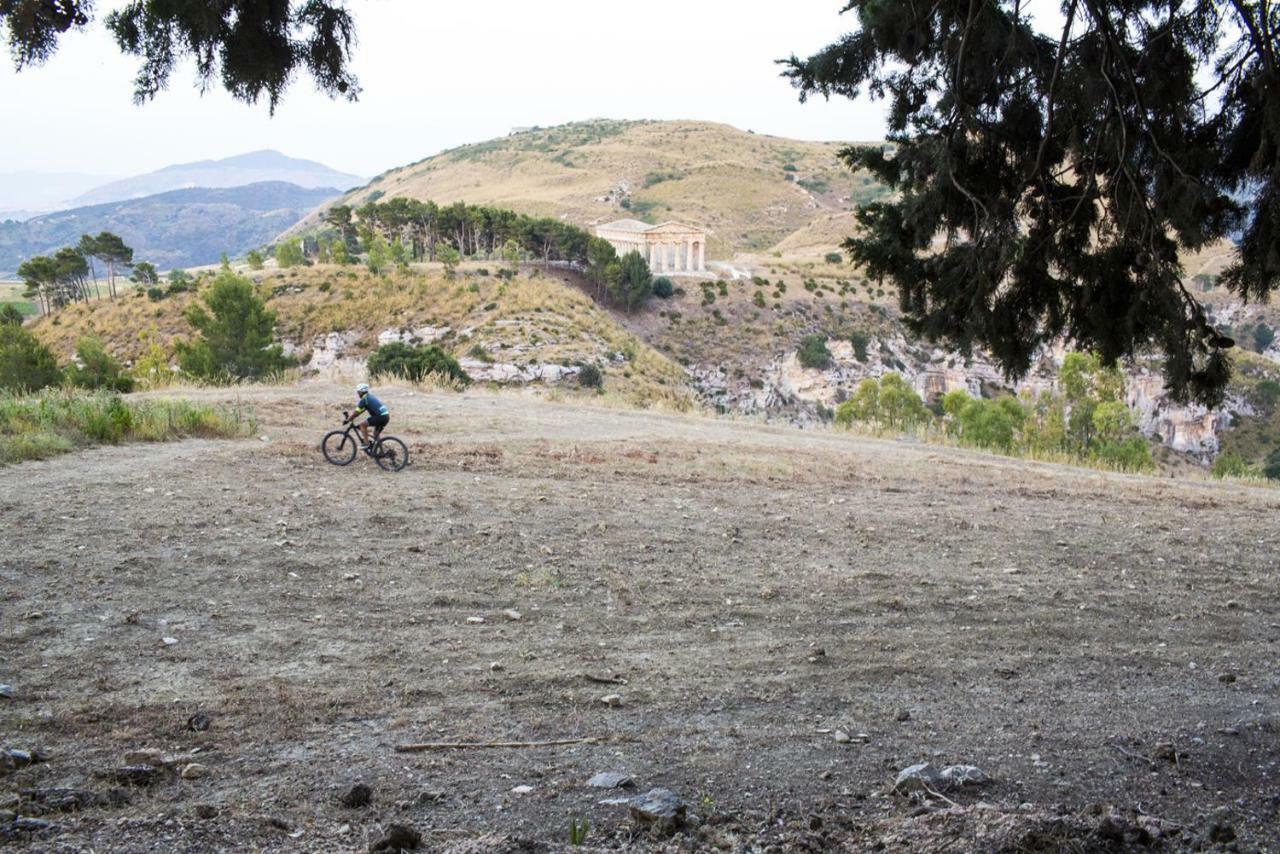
[356,383,370,394]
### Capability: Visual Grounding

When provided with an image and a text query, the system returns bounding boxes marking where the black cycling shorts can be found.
[364,413,389,429]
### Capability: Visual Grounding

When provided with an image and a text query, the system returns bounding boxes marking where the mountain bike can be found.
[321,413,409,472]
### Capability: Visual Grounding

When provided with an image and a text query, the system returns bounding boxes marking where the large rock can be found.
[627,787,687,834]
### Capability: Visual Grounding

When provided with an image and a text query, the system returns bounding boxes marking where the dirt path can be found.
[2,383,1278,851]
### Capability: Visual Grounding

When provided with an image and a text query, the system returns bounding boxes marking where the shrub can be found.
[146,287,164,301]
[1253,378,1280,412]
[1255,323,1276,353]
[67,337,133,392]
[1,304,25,326]
[246,249,265,270]
[1212,451,1255,479]
[578,364,603,389]
[850,329,870,362]
[275,238,306,269]
[797,334,832,369]
[0,323,61,392]
[652,277,674,298]
[366,342,470,385]
[753,291,766,309]
[1264,447,1280,480]
[824,252,843,264]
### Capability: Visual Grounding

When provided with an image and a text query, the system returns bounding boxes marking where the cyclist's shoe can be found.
[361,442,374,452]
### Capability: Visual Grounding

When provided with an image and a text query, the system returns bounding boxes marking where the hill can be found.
[0,182,341,274]
[0,170,116,220]
[291,119,889,258]
[71,150,363,207]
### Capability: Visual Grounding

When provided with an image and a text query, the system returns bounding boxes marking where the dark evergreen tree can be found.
[1,0,358,110]
[784,0,1279,405]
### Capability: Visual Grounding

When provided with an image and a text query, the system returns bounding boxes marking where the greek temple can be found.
[595,219,708,274]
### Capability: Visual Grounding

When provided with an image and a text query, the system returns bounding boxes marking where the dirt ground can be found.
[2,383,1278,852]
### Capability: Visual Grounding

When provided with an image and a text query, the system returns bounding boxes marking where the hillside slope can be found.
[291,119,888,257]
[71,150,363,207]
[0,183,341,274]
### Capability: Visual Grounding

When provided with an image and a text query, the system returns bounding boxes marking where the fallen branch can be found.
[1109,743,1156,767]
[584,673,627,685]
[395,736,604,753]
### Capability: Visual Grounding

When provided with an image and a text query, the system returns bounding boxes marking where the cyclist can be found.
[346,383,390,449]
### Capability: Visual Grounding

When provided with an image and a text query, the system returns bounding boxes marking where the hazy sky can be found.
[0,0,900,179]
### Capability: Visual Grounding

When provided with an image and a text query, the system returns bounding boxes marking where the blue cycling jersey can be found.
[355,392,389,417]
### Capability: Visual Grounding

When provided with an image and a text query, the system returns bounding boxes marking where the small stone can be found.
[9,817,58,834]
[503,609,523,621]
[894,763,944,794]
[939,765,989,788]
[807,647,827,663]
[187,711,212,732]
[489,661,504,672]
[123,749,167,767]
[626,788,687,835]
[336,823,351,835]
[466,616,485,624]
[1152,742,1178,763]
[0,684,13,698]
[896,709,912,722]
[586,772,634,789]
[833,730,852,744]
[341,783,372,808]
[600,693,623,707]
[161,637,178,646]
[511,784,534,795]
[193,804,218,819]
[369,822,421,852]
[1218,672,1237,684]
[416,790,447,805]
[180,763,208,780]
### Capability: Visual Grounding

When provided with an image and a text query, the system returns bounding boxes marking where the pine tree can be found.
[784,0,1280,405]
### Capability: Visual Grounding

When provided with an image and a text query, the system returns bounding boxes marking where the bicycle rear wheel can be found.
[322,430,357,466]
[374,436,409,472]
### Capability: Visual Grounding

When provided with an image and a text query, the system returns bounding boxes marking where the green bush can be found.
[366,342,470,385]
[824,252,843,264]
[850,330,870,362]
[1254,323,1275,353]
[0,305,25,326]
[1212,451,1256,479]
[652,277,674,298]
[67,337,134,393]
[578,364,603,389]
[1253,379,1280,413]
[146,286,164,301]
[1264,448,1280,480]
[0,323,61,392]
[797,334,832,369]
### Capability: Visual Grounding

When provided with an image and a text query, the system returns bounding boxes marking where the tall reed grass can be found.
[0,390,255,464]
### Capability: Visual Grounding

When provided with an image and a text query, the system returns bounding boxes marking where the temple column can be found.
[697,241,705,271]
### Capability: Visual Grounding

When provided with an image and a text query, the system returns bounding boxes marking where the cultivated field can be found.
[2,384,1278,851]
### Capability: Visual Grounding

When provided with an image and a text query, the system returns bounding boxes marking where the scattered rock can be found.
[180,763,208,781]
[807,647,826,663]
[895,763,990,794]
[161,636,178,646]
[833,730,852,744]
[123,749,168,767]
[894,763,944,794]
[939,765,989,788]
[0,684,13,699]
[415,790,447,805]
[896,709,912,722]
[369,822,421,852]
[2,747,48,771]
[193,804,218,820]
[1151,742,1178,764]
[6,816,58,835]
[1207,820,1236,844]
[1218,672,1237,684]
[19,786,124,814]
[341,782,372,808]
[586,772,634,789]
[489,661,504,672]
[503,609,523,621]
[626,788,688,835]
[511,785,534,795]
[1135,814,1181,839]
[600,693,623,707]
[466,616,486,625]
[187,711,212,732]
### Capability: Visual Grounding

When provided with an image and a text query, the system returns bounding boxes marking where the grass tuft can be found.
[0,390,255,464]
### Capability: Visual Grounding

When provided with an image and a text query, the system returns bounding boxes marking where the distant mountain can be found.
[71,150,363,207]
[0,182,341,274]
[0,171,118,219]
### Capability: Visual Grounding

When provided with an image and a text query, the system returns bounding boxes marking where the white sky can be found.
[0,0,898,179]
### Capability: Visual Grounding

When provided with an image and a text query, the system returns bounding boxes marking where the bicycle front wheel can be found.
[322,430,357,466]
[374,436,409,472]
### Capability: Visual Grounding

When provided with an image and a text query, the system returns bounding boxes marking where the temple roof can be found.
[597,219,705,235]
[596,219,654,233]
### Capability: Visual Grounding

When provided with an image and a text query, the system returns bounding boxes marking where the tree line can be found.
[311,199,658,311]
[15,232,157,314]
